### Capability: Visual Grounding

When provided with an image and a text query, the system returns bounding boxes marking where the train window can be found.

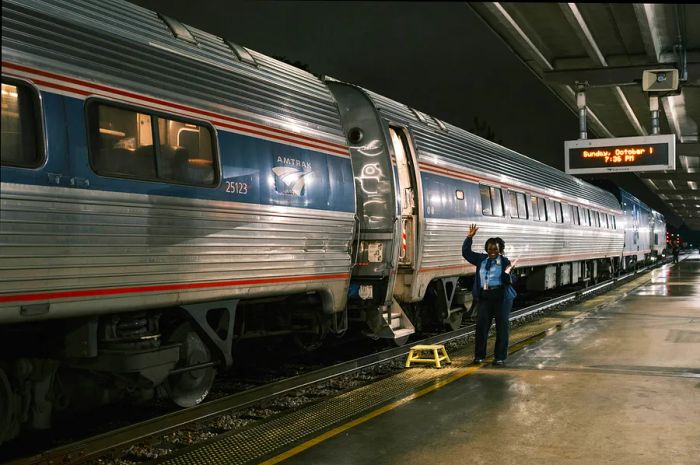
[516,192,528,219]
[490,187,504,216]
[571,206,580,225]
[562,204,572,224]
[612,216,617,229]
[531,196,546,221]
[157,117,215,185]
[90,104,157,179]
[480,185,492,216]
[579,208,588,226]
[509,191,518,217]
[594,211,601,228]
[545,199,556,222]
[603,214,610,229]
[553,201,563,223]
[480,185,504,217]
[1,79,43,168]
[455,190,464,200]
[508,191,528,219]
[88,101,217,186]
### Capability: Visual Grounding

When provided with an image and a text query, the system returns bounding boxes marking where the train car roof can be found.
[2,0,346,146]
[343,84,622,212]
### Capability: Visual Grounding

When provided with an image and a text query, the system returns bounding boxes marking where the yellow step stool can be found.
[405,344,452,368]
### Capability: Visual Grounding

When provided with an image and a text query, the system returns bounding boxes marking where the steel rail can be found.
[13,263,661,465]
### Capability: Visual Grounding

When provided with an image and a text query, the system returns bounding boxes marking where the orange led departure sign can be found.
[565,134,675,175]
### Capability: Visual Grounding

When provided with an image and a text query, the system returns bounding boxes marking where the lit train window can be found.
[158,118,215,185]
[1,79,43,168]
[479,184,504,217]
[87,100,217,186]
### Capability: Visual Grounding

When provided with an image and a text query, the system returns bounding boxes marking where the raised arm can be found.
[461,224,482,265]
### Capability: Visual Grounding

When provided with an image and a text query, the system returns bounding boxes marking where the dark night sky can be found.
[127,1,578,164]
[126,0,682,230]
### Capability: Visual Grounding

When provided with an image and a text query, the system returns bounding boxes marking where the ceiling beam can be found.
[479,3,554,71]
[678,143,700,157]
[633,4,662,62]
[543,63,700,87]
[559,3,645,137]
[640,173,700,182]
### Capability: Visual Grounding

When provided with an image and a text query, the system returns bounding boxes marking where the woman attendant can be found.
[462,224,517,366]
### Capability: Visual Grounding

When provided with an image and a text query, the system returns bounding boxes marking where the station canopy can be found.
[470,3,699,231]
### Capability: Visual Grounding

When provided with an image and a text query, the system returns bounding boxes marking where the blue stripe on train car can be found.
[1,93,355,214]
[421,171,480,219]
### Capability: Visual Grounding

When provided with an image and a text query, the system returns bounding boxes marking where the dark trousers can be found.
[474,288,513,361]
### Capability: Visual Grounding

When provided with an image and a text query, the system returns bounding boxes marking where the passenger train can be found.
[0,0,665,443]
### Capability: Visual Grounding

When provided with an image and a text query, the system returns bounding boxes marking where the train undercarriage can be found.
[0,252,665,445]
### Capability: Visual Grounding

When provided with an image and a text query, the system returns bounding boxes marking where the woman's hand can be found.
[505,258,518,273]
[467,224,479,238]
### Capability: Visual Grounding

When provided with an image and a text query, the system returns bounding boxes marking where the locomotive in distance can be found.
[0,0,666,444]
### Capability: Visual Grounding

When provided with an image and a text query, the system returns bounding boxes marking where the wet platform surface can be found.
[282,256,700,465]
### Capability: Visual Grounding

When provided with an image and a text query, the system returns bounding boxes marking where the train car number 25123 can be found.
[225,181,249,194]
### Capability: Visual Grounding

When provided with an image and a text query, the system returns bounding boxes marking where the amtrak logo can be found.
[273,156,313,196]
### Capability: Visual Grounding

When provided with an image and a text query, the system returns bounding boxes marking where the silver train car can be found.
[651,209,667,259]
[590,181,666,266]
[1,0,356,442]
[0,0,657,443]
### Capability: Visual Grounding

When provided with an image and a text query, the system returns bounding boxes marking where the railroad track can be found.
[8,263,660,465]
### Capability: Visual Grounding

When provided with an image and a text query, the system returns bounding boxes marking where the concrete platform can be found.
[281,256,700,465]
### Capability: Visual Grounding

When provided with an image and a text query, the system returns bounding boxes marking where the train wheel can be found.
[445,310,463,331]
[291,311,327,353]
[164,323,216,408]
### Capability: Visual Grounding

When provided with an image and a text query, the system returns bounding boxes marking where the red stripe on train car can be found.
[2,61,350,157]
[418,252,623,273]
[0,273,351,303]
[418,162,622,216]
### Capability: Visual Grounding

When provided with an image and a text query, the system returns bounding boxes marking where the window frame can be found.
[531,195,547,222]
[508,190,529,219]
[571,205,580,225]
[85,97,220,187]
[479,184,505,217]
[1,76,46,169]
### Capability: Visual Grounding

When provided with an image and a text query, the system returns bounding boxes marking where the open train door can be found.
[389,126,419,270]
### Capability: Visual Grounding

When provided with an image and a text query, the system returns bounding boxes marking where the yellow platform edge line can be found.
[258,364,483,465]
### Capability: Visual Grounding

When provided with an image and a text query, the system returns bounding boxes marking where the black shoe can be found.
[492,360,506,367]
[472,358,485,364]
